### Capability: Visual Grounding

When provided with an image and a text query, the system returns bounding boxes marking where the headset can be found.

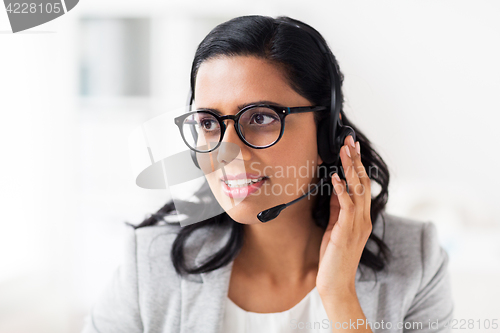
[185,18,356,222]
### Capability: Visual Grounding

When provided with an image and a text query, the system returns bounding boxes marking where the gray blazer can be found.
[82,212,454,333]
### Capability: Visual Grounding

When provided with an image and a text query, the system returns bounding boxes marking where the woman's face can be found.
[194,56,323,224]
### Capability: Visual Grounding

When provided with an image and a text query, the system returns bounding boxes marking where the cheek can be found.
[263,144,319,181]
[203,172,232,210]
[267,125,319,183]
[204,173,218,197]
[269,125,319,168]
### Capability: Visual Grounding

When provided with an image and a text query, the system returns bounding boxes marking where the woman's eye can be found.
[200,119,218,131]
[250,113,277,125]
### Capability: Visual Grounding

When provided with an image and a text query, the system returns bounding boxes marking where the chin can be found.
[216,189,269,224]
[225,207,263,225]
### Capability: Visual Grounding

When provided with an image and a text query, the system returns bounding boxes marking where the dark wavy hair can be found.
[134,15,392,279]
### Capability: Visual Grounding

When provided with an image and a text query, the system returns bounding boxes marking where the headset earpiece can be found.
[318,121,356,165]
[336,125,356,154]
[317,120,334,164]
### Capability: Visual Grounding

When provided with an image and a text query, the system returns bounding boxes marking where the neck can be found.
[234,198,324,285]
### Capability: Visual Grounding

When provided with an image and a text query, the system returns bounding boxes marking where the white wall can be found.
[1,1,499,332]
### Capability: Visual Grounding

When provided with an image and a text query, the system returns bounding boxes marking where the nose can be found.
[217,120,244,164]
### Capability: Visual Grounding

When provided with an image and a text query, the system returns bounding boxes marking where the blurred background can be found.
[1,0,499,332]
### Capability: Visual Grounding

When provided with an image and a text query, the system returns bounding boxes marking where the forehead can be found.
[193,56,308,110]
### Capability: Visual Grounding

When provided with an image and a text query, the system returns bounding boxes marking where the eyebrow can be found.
[196,100,284,115]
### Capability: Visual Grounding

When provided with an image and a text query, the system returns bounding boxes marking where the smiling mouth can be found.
[219,176,269,198]
[222,176,268,188]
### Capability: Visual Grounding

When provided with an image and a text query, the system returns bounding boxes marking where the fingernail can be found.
[349,135,356,148]
[333,173,341,182]
[356,141,360,155]
[345,145,351,158]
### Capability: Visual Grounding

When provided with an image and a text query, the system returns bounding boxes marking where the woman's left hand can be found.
[316,135,373,302]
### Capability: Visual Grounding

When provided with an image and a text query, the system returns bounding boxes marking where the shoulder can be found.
[367,211,450,291]
[81,222,186,333]
[355,216,454,329]
[117,222,186,291]
[375,211,443,255]
[133,222,182,256]
[131,221,223,282]
[376,212,446,265]
[372,214,454,328]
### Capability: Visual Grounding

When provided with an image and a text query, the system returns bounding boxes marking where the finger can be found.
[340,136,363,207]
[331,172,355,235]
[351,140,372,218]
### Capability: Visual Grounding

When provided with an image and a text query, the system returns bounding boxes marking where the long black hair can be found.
[134,15,392,278]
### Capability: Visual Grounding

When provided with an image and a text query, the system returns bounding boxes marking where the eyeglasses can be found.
[174,104,327,153]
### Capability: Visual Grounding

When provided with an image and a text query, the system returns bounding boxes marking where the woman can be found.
[83,15,453,333]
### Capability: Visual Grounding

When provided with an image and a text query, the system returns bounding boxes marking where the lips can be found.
[220,173,268,198]
[220,173,265,181]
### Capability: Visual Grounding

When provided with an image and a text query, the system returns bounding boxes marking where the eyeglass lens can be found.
[181,106,282,151]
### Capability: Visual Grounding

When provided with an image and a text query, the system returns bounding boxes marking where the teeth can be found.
[224,177,265,187]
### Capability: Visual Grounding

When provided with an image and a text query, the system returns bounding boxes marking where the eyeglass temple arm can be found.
[286,106,327,114]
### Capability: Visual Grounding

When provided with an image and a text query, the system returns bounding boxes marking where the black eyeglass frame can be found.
[174,104,327,153]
